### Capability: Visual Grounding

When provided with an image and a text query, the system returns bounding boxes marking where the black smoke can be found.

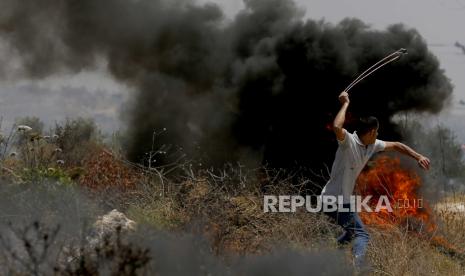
[0,0,453,179]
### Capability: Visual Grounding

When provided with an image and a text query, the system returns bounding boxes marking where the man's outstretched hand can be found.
[339,91,350,105]
[417,155,431,170]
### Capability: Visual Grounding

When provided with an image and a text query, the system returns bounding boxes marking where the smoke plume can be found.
[0,0,453,178]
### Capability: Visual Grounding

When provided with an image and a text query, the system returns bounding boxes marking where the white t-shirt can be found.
[321,129,386,203]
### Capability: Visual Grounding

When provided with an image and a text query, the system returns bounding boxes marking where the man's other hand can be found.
[417,155,431,170]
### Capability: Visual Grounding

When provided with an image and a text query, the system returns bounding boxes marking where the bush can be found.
[53,118,103,167]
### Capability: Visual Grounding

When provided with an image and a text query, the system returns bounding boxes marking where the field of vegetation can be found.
[0,116,464,275]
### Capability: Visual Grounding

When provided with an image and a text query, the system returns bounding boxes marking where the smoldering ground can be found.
[0,0,453,183]
[0,182,352,275]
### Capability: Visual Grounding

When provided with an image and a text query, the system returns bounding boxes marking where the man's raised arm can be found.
[384,142,431,170]
[333,91,350,141]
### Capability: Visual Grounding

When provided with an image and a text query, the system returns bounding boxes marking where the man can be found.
[321,91,430,269]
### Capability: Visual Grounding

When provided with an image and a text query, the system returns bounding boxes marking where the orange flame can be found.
[356,156,464,256]
[356,156,435,232]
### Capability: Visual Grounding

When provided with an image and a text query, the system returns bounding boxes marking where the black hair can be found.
[356,116,379,136]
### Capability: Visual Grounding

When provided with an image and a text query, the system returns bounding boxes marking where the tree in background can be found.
[53,117,103,166]
[400,118,465,194]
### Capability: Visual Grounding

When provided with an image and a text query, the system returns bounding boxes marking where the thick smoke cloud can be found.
[0,0,453,179]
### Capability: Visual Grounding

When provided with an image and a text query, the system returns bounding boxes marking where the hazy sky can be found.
[0,0,464,139]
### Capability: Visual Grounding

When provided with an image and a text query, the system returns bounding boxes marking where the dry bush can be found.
[2,126,62,171]
[79,150,142,192]
[121,162,465,274]
[53,118,102,167]
[0,221,60,275]
[125,164,339,256]
[365,193,465,275]
[0,117,106,186]
[57,227,151,276]
[126,196,188,231]
[0,221,151,276]
[0,129,74,185]
[434,194,465,250]
[368,225,464,275]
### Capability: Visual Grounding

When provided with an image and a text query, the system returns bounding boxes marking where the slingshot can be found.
[344,48,407,93]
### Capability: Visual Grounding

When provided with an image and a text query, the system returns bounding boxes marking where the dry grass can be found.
[436,213,465,252]
[1,122,465,274]
[365,193,465,275]
[368,226,464,275]
[121,165,465,274]
[73,153,464,275]
[124,166,339,255]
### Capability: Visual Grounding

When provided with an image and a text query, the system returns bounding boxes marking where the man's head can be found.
[356,116,379,145]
